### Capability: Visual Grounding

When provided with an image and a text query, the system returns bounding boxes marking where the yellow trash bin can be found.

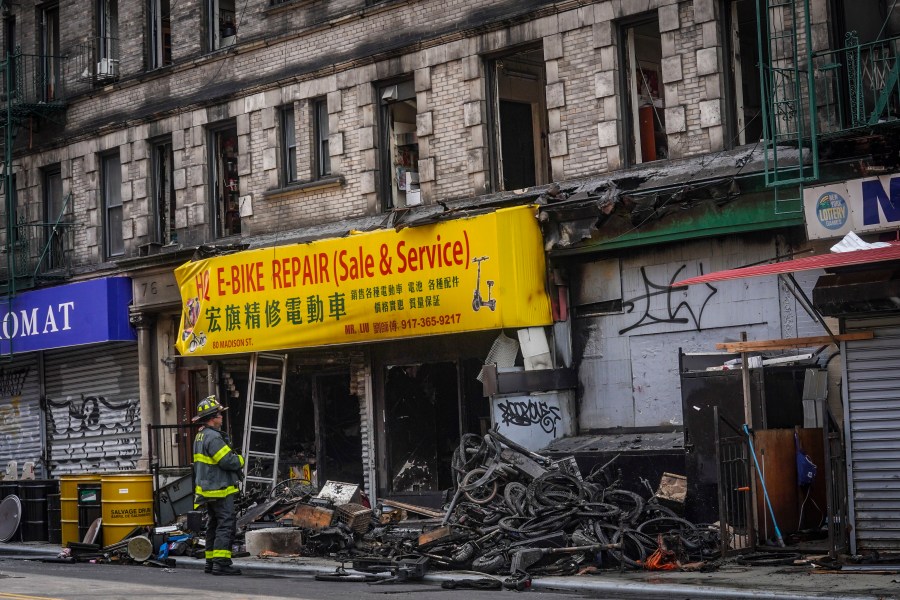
[100,473,155,547]
[59,474,101,547]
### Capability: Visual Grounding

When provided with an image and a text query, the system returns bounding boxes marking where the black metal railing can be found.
[715,407,756,557]
[813,32,900,135]
[73,36,120,84]
[819,399,849,559]
[0,50,68,108]
[0,218,77,288]
[147,423,195,525]
[148,423,194,472]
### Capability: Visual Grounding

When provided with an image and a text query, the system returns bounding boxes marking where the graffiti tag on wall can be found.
[0,366,30,396]
[496,398,562,436]
[619,264,717,335]
[44,395,141,472]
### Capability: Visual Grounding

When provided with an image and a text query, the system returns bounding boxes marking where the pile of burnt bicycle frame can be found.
[237,428,722,585]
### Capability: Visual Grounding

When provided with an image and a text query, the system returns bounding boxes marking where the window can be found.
[102,152,124,257]
[280,105,297,184]
[148,0,172,69]
[623,17,667,164]
[209,123,241,237]
[313,97,331,178]
[97,0,119,80]
[378,79,419,209]
[40,4,61,101]
[486,47,549,192]
[208,0,237,51]
[151,138,176,244]
[42,166,67,269]
[725,0,764,146]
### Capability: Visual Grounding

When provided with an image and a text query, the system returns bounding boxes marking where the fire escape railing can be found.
[0,48,70,298]
[0,214,77,290]
[813,32,900,134]
[72,37,120,84]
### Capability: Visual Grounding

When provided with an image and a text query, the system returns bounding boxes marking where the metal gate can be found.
[43,342,140,475]
[714,407,756,556]
[842,315,900,553]
[0,354,42,478]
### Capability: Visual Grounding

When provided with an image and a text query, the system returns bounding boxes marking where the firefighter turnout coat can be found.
[193,426,244,506]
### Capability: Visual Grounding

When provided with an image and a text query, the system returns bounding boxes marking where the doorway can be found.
[281,370,362,487]
[383,362,461,495]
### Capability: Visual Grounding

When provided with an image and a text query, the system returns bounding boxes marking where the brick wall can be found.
[9,0,809,266]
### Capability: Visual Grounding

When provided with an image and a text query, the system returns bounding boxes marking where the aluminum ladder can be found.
[241,353,288,492]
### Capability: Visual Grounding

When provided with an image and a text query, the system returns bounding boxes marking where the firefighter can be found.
[192,395,244,576]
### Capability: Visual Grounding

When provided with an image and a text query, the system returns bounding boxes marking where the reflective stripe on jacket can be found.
[193,426,244,502]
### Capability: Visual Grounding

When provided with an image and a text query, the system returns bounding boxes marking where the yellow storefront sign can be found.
[174,205,551,356]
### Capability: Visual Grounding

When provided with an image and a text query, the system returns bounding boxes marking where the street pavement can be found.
[1,541,898,599]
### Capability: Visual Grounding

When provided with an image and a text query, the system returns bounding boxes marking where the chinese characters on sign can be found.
[175,206,551,356]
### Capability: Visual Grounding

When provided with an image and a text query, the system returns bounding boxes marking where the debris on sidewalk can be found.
[42,429,724,583]
[221,428,722,583]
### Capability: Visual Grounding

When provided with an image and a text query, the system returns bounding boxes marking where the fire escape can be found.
[757,0,900,212]
[0,43,70,351]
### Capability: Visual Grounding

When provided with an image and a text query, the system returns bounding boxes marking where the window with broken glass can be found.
[96,0,119,81]
[208,0,237,51]
[209,122,241,238]
[622,16,667,164]
[485,46,550,192]
[378,78,419,209]
[151,138,176,245]
[40,4,61,101]
[724,0,764,147]
[148,0,172,69]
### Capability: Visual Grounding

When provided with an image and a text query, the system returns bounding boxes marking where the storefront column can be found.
[130,311,155,470]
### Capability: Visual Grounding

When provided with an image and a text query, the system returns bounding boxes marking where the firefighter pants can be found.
[204,494,237,565]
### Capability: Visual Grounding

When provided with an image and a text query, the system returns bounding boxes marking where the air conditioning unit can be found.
[96,58,119,79]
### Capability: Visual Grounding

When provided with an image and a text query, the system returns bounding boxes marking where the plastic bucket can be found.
[60,475,100,547]
[100,473,154,546]
[18,480,58,542]
[77,483,102,544]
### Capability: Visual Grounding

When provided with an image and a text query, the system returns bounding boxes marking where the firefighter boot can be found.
[212,562,242,576]
[205,560,213,574]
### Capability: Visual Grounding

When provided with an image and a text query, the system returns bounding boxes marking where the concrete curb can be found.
[0,543,885,600]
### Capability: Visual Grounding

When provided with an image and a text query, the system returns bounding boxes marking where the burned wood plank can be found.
[381,499,445,518]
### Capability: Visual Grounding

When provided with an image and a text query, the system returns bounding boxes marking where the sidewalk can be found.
[2,541,897,600]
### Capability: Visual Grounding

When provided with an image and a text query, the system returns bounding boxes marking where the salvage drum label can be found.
[109,507,153,520]
[174,206,552,356]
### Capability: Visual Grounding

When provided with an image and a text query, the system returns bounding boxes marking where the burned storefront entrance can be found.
[173,205,554,501]
[206,352,364,493]
[376,334,492,506]
[284,365,363,487]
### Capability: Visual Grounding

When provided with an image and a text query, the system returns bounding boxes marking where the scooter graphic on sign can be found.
[471,256,496,312]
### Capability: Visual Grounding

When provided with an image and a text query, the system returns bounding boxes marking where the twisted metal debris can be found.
[278,428,722,582]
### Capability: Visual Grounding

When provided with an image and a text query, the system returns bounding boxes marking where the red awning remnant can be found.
[674,242,900,286]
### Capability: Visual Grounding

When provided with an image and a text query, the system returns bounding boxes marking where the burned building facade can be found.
[0,0,898,554]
